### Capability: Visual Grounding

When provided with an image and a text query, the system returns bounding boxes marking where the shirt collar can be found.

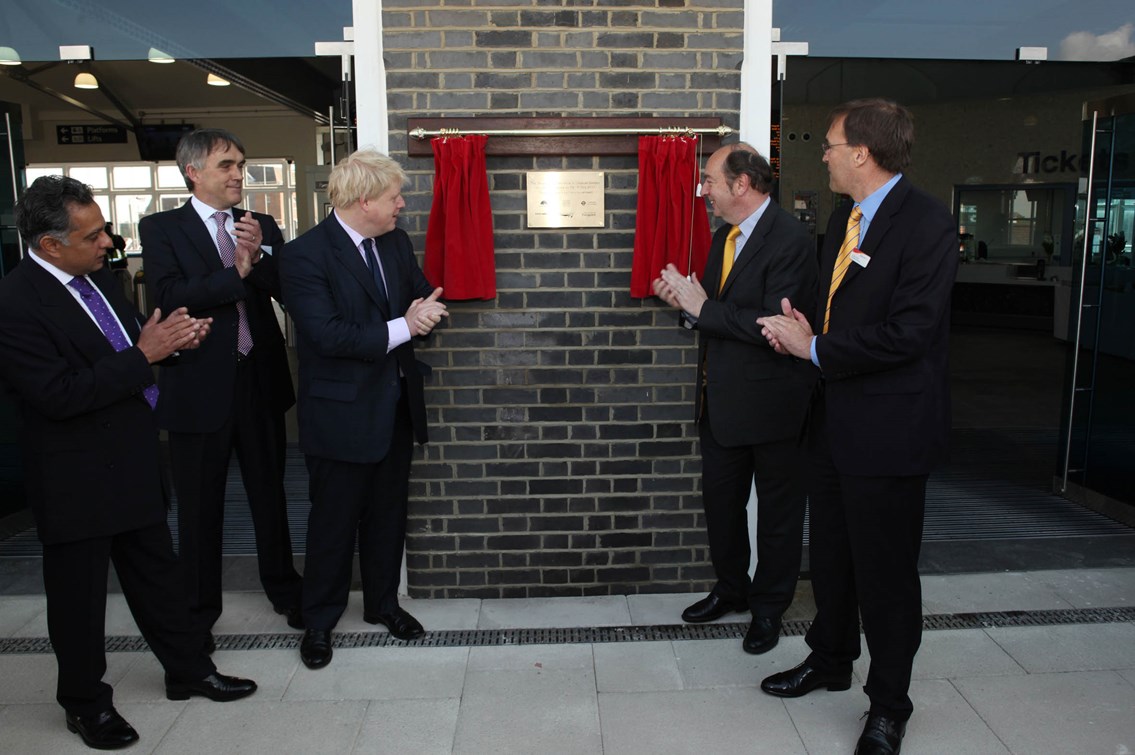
[735,195,771,243]
[27,248,79,286]
[333,209,368,251]
[855,173,902,225]
[190,195,232,224]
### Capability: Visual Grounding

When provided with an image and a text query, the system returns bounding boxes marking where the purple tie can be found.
[212,212,254,356]
[68,276,159,409]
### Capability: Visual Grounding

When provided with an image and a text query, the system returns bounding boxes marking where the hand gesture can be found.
[232,212,263,273]
[405,287,448,336]
[136,307,213,363]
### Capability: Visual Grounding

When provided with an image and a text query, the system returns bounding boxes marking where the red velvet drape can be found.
[629,135,710,297]
[424,134,496,300]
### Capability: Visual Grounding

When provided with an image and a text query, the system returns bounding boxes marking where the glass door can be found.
[0,102,27,520]
[1059,94,1135,507]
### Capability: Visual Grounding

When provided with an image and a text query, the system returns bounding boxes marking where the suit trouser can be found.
[301,394,414,631]
[169,355,301,633]
[698,418,807,617]
[42,523,214,717]
[803,396,927,722]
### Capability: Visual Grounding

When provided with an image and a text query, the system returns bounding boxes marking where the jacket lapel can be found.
[840,178,911,291]
[175,200,224,272]
[718,199,779,298]
[23,260,117,361]
[324,215,390,316]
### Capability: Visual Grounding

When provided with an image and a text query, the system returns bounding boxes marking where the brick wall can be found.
[381,0,744,598]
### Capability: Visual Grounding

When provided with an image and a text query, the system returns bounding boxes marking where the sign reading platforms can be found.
[56,125,129,145]
[526,171,605,229]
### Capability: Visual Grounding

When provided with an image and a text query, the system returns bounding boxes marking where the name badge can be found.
[850,250,871,268]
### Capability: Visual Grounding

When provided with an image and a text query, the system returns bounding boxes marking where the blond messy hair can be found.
[327,149,407,209]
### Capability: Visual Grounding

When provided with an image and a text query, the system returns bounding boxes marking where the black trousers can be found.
[698,418,807,618]
[803,396,927,722]
[301,394,414,631]
[42,522,214,717]
[169,356,301,634]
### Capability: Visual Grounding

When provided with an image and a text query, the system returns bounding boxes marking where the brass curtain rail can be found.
[408,125,735,139]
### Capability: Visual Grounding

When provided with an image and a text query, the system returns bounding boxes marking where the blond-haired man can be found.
[280,150,447,669]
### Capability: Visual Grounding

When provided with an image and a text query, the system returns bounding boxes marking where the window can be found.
[26,160,297,251]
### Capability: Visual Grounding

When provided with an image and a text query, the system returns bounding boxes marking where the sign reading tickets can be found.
[526,171,605,228]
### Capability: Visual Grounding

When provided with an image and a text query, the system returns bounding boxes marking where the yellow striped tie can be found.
[823,206,862,333]
[718,225,742,294]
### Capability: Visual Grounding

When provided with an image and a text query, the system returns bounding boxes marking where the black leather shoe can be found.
[275,605,305,630]
[855,712,907,754]
[165,672,257,702]
[300,629,333,669]
[681,594,748,623]
[761,662,852,698]
[742,616,781,654]
[65,708,139,750]
[363,607,425,640]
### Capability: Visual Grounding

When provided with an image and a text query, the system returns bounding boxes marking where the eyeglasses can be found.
[821,141,849,154]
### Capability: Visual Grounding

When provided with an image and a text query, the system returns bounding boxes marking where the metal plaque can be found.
[526,171,605,228]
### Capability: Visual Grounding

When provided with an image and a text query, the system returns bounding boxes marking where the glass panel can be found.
[70,166,108,189]
[955,185,1070,264]
[244,192,286,231]
[25,166,60,184]
[111,165,153,189]
[158,194,191,213]
[114,195,156,251]
[1061,111,1135,506]
[157,165,186,188]
[246,163,283,187]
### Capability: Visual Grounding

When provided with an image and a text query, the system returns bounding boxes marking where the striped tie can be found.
[718,225,742,294]
[212,212,254,356]
[823,206,862,333]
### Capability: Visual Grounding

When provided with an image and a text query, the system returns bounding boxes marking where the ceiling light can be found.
[206,73,230,86]
[0,46,20,66]
[74,71,99,89]
[148,48,174,64]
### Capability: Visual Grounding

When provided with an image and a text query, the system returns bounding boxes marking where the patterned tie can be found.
[362,238,388,305]
[718,225,742,294]
[823,205,863,334]
[68,276,159,409]
[211,211,253,356]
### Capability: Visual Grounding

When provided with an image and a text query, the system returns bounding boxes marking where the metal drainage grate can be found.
[2,606,1132,655]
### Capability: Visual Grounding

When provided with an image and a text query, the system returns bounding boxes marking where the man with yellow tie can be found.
[757,99,958,755]
[653,143,817,655]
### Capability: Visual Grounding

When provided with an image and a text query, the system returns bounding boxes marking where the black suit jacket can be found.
[139,201,294,433]
[279,216,435,464]
[694,199,819,446]
[815,177,958,476]
[0,260,166,545]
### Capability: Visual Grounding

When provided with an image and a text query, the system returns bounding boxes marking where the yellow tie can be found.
[719,225,742,294]
[823,206,862,333]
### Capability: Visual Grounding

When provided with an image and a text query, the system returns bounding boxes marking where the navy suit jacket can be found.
[0,260,166,545]
[694,199,819,447]
[279,216,434,464]
[815,177,958,476]
[139,201,294,433]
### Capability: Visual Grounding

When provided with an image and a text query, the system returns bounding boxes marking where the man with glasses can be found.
[758,99,958,755]
[654,143,817,656]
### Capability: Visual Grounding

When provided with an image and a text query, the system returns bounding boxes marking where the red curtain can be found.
[629,135,710,297]
[424,134,496,300]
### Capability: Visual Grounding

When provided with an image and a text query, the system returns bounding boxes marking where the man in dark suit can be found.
[653,143,817,655]
[758,99,958,755]
[140,128,302,641]
[0,176,256,749]
[279,149,447,669]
